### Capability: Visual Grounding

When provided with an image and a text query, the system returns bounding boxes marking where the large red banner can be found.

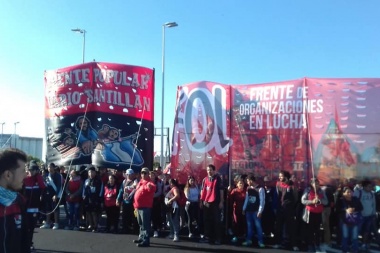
[44,62,155,171]
[170,78,380,186]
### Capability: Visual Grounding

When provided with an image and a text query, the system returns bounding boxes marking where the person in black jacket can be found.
[336,186,363,253]
[40,163,63,230]
[23,161,46,251]
[273,170,299,251]
[0,148,30,253]
[83,166,103,232]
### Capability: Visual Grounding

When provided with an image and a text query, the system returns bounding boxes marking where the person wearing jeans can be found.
[336,187,363,253]
[133,167,156,247]
[165,179,180,242]
[242,174,265,247]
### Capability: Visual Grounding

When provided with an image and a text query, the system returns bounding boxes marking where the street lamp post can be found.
[13,122,19,148]
[160,22,178,169]
[71,28,86,63]
[0,122,4,148]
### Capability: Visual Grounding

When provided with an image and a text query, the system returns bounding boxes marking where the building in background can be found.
[0,134,43,160]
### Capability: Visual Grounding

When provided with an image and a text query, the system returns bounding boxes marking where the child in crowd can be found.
[229,176,246,244]
[242,174,265,248]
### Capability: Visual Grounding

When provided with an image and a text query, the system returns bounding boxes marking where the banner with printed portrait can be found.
[171,78,380,187]
[44,62,154,171]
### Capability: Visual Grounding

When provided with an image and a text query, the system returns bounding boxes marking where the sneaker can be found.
[133,239,143,243]
[258,243,265,248]
[73,226,79,231]
[231,237,238,243]
[188,233,193,238]
[167,234,174,239]
[64,226,71,230]
[199,238,209,243]
[242,240,252,246]
[153,231,159,238]
[173,236,180,242]
[136,242,150,247]
[315,247,326,253]
[293,246,300,251]
[273,244,281,249]
[52,223,59,230]
[40,223,50,229]
[360,244,368,251]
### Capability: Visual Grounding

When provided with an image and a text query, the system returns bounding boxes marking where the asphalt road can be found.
[32,209,380,253]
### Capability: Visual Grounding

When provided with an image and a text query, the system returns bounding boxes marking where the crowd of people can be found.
[1,148,380,253]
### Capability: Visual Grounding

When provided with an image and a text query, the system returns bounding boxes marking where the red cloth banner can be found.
[170,78,380,186]
[44,62,155,170]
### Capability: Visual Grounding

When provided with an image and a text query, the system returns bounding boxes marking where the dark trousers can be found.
[203,202,221,242]
[151,197,162,231]
[185,202,200,234]
[275,207,297,247]
[26,212,37,247]
[306,212,322,247]
[121,202,136,233]
[105,205,120,231]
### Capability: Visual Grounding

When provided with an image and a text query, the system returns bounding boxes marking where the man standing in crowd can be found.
[199,164,224,245]
[273,170,299,251]
[133,167,156,247]
[23,160,46,252]
[40,163,63,230]
[354,179,379,251]
[0,148,29,253]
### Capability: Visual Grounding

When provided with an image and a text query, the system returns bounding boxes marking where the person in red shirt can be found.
[132,167,156,247]
[199,164,224,245]
[301,178,327,252]
[104,174,119,233]
[228,176,246,244]
[65,169,83,230]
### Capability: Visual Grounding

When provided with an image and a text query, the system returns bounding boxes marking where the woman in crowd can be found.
[150,171,163,238]
[83,166,103,232]
[336,186,363,253]
[301,178,327,252]
[104,174,119,233]
[184,176,200,238]
[65,169,83,230]
[165,178,180,242]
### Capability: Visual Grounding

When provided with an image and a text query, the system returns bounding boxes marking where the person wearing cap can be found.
[301,178,328,253]
[132,167,156,247]
[23,160,46,251]
[117,168,138,234]
[0,148,29,253]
